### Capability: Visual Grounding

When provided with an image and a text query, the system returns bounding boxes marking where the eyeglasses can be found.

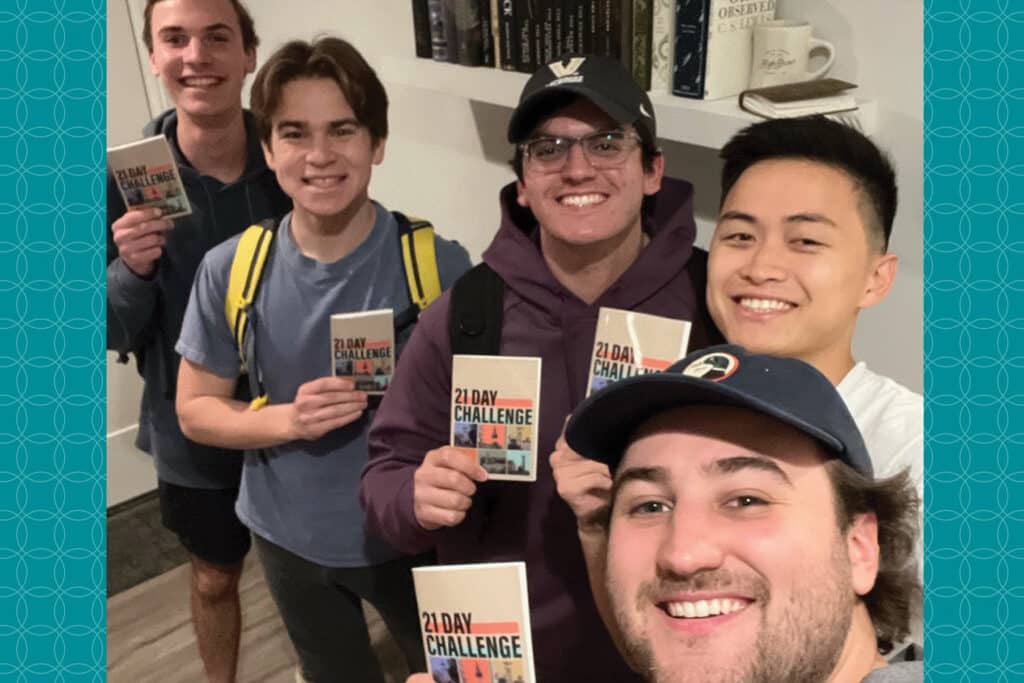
[519,129,643,173]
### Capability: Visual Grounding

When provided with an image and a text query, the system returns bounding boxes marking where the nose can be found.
[739,240,787,284]
[183,36,210,64]
[655,508,725,579]
[306,133,335,165]
[560,140,596,181]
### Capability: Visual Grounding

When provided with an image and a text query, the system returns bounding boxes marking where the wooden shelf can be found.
[380,56,877,150]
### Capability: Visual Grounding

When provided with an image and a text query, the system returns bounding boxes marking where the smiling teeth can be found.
[183,77,219,86]
[560,194,605,207]
[307,178,341,187]
[665,598,746,619]
[740,297,793,312]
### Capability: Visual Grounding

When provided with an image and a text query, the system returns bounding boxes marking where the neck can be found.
[290,196,376,263]
[826,603,888,683]
[539,220,647,305]
[175,106,248,184]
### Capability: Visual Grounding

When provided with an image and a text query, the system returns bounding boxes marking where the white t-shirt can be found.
[837,361,923,651]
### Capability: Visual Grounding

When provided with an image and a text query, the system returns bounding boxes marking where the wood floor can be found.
[107,555,410,682]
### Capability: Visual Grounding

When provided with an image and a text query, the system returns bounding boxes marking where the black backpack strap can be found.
[685,246,726,345]
[448,262,505,356]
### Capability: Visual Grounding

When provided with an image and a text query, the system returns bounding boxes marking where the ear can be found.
[149,49,160,77]
[642,150,665,196]
[372,136,387,166]
[245,48,257,75]
[858,253,898,310]
[846,511,880,596]
[515,179,529,208]
[261,140,276,172]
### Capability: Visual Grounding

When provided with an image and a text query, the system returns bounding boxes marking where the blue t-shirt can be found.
[176,204,472,567]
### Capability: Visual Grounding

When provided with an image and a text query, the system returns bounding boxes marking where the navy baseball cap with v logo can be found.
[565,344,874,477]
[507,53,657,150]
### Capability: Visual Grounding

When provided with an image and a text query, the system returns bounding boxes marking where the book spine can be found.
[581,0,596,55]
[427,0,451,61]
[550,0,564,59]
[671,0,710,99]
[442,0,461,62]
[515,0,535,73]
[649,0,673,91]
[596,0,612,57]
[612,0,632,69]
[631,0,652,89]
[499,0,519,70]
[482,0,496,66]
[562,0,577,55]
[532,1,551,66]
[412,0,433,58]
[454,0,485,66]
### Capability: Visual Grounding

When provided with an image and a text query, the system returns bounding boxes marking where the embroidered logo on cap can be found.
[681,352,739,382]
[548,57,586,78]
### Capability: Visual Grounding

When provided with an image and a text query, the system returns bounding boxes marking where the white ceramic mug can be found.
[749,20,836,89]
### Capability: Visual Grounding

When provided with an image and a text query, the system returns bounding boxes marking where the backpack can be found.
[447,246,718,356]
[225,211,443,409]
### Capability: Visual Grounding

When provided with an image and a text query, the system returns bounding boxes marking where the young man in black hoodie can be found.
[106,1,289,680]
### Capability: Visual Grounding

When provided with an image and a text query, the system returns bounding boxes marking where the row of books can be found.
[411,0,780,101]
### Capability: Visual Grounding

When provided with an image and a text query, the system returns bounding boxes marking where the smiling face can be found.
[147,0,255,121]
[515,98,663,249]
[706,159,897,378]
[261,77,384,226]
[605,405,878,683]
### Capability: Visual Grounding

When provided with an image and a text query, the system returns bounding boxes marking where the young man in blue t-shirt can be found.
[173,37,471,682]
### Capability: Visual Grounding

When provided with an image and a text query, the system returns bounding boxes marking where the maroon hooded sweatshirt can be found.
[361,178,721,681]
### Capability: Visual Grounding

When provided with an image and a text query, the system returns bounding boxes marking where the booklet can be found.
[413,562,536,683]
[450,354,541,482]
[330,309,394,395]
[586,307,693,396]
[107,134,191,218]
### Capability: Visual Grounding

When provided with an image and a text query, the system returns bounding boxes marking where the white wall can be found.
[240,0,924,390]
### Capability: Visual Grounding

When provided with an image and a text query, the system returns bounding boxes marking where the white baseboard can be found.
[107,425,157,508]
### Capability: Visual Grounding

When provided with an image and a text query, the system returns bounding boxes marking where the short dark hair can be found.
[249,37,388,146]
[142,0,259,54]
[719,116,898,251]
[824,460,921,653]
[508,94,660,181]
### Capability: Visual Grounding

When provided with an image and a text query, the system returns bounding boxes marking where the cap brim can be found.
[508,84,639,143]
[565,372,847,472]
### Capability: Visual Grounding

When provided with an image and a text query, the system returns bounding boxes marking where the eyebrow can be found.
[610,466,669,501]
[703,455,793,486]
[718,210,837,228]
[275,118,360,130]
[158,23,236,35]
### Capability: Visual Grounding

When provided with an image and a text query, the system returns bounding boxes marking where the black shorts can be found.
[158,480,252,566]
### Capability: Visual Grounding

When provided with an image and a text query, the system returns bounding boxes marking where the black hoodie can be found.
[106,109,291,488]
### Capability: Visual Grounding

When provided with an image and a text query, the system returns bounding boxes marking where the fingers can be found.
[413,447,488,531]
[112,208,174,276]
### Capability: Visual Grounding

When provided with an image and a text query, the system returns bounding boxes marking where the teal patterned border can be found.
[0,1,107,680]
[923,0,1021,681]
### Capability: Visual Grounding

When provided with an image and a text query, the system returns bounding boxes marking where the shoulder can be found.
[861,661,923,683]
[840,363,922,418]
[432,233,473,279]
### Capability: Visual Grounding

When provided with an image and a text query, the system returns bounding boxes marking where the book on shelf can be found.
[673,0,775,101]
[586,307,692,396]
[107,134,191,219]
[739,78,858,119]
[428,0,452,61]
[648,0,673,91]
[498,0,518,70]
[445,0,482,65]
[482,0,496,66]
[413,562,536,683]
[631,0,653,90]
[412,0,433,58]
[515,0,536,72]
[451,354,541,481]
[330,309,395,396]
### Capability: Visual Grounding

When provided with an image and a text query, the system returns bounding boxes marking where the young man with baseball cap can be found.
[106,2,290,680]
[360,55,720,681]
[563,344,922,683]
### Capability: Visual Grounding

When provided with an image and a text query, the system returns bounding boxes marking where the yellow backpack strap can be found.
[225,222,274,409]
[396,212,443,311]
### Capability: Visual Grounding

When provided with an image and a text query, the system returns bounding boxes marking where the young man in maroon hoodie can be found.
[360,55,720,682]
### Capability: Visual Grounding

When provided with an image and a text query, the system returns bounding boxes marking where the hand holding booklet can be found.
[107,134,191,218]
[330,309,394,395]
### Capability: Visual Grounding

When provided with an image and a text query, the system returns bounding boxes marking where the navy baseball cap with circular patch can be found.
[507,54,657,149]
[565,344,873,476]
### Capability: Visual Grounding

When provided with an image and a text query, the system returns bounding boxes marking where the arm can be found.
[176,359,368,449]
[550,435,638,671]
[106,173,174,353]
